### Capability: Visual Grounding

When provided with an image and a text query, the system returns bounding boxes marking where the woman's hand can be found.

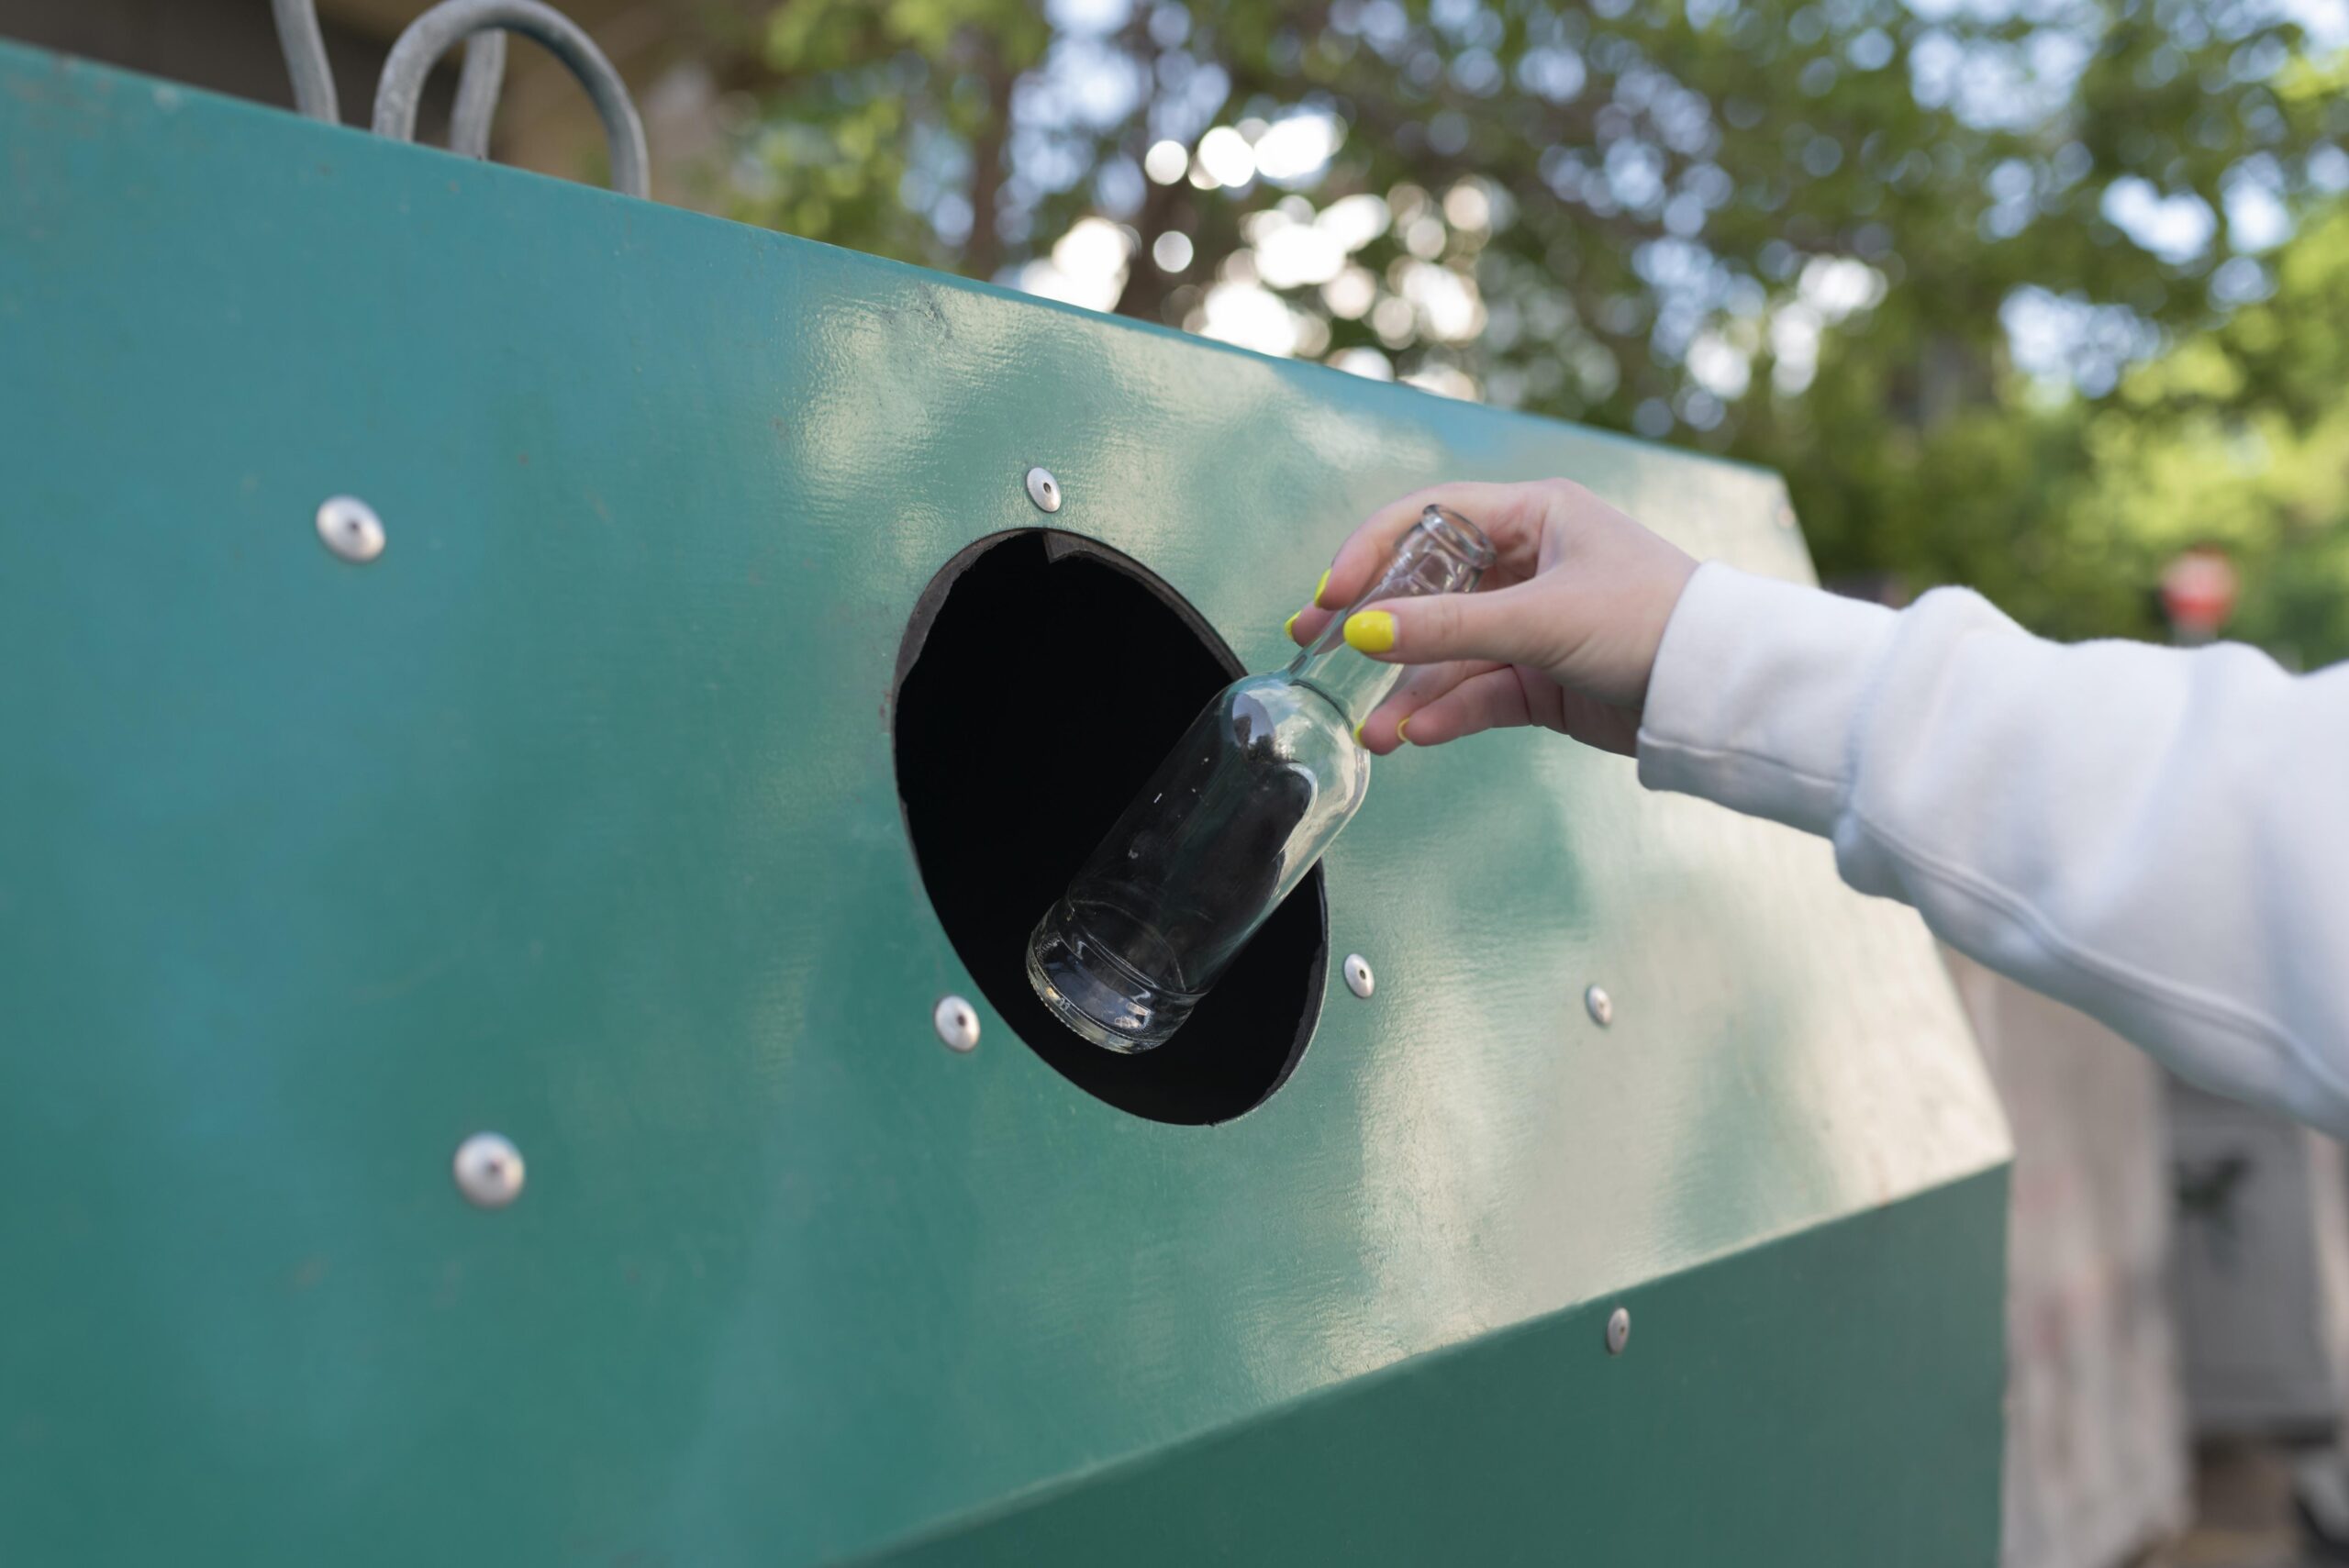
[1286,479,1698,757]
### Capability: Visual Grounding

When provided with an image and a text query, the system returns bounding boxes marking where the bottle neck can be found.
[1284,629,1401,729]
[1276,504,1496,735]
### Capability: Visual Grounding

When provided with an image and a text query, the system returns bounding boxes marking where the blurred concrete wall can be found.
[1945,950,2191,1568]
[2171,1080,2349,1437]
[0,0,465,138]
[0,0,723,206]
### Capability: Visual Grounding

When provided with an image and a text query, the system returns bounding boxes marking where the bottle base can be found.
[1025,902,1201,1053]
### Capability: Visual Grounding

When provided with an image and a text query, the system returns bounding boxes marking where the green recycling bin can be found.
[0,42,2011,1567]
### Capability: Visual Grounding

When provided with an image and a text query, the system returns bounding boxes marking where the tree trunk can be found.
[961,30,1013,284]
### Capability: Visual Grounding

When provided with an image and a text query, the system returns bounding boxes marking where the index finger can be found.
[1312,481,1553,613]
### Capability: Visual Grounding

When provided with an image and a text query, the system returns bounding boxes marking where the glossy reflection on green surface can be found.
[0,44,2009,1567]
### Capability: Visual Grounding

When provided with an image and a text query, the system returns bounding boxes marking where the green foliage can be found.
[1778,197,2349,663]
[693,0,2349,662]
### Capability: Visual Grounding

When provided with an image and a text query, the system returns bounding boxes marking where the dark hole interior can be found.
[893,530,1327,1125]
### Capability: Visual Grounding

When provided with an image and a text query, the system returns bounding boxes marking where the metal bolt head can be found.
[1342,953,1375,999]
[1585,984,1614,1027]
[316,495,385,563]
[1606,1306,1631,1355]
[452,1132,525,1208]
[934,995,980,1051]
[1024,466,1063,514]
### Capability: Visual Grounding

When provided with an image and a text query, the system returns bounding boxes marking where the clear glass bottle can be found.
[1027,506,1496,1051]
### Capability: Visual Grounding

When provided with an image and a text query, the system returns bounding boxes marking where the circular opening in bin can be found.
[893,530,1328,1125]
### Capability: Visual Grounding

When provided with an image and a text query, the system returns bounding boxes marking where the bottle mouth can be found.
[1374,504,1496,600]
[1417,505,1498,573]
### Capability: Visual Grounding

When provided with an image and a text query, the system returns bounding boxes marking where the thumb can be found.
[1342,579,1562,671]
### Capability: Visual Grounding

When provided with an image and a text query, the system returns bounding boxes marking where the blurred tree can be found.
[1945,197,2349,662]
[694,0,2349,660]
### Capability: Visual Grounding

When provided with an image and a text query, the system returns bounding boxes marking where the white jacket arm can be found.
[1636,561,2349,1136]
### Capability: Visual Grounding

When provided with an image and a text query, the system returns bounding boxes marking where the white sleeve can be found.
[1635,560,2349,1137]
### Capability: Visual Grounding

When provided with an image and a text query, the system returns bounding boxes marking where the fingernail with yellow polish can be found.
[1343,610,1397,654]
[1353,723,1366,747]
[1285,611,1300,641]
[1313,569,1331,607]
[1396,717,1413,744]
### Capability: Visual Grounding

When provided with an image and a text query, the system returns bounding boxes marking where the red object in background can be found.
[2161,545,2239,642]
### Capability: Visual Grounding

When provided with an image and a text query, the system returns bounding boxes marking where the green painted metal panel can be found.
[0,44,2010,1566]
[868,1169,2009,1566]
